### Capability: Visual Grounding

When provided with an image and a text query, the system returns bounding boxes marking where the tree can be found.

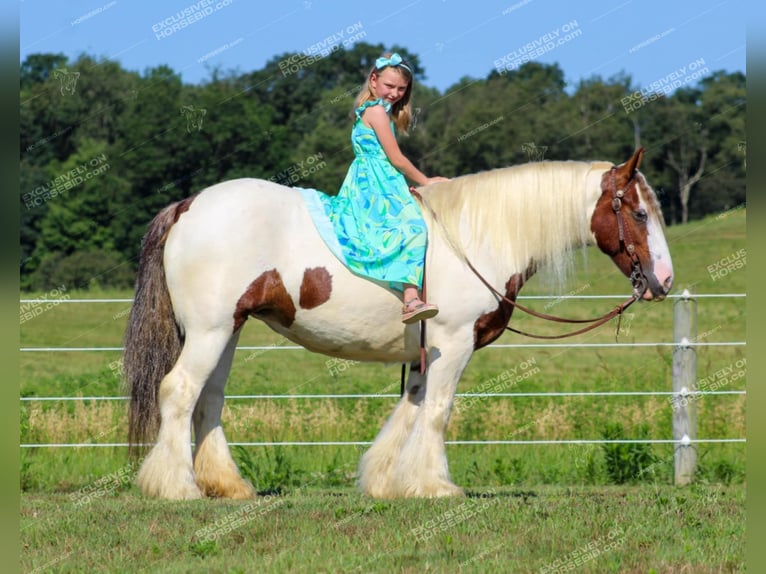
[17,51,746,290]
[692,72,746,217]
[20,53,68,89]
[568,74,635,162]
[667,128,707,225]
[29,139,132,288]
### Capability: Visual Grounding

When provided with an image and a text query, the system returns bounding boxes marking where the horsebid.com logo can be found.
[278,21,367,77]
[22,154,111,210]
[19,285,70,325]
[493,20,582,74]
[152,0,234,40]
[621,58,710,114]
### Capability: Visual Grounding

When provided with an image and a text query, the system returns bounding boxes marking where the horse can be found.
[124,147,673,500]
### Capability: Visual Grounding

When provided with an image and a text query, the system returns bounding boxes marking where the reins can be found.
[463,257,638,340]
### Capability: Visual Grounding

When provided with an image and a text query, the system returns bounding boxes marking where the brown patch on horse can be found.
[140,195,198,251]
[172,195,196,223]
[299,267,332,309]
[473,272,526,350]
[233,269,296,331]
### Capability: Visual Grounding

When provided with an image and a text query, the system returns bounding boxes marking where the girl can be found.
[317,52,449,324]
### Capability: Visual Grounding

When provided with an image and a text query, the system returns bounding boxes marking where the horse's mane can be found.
[419,160,614,285]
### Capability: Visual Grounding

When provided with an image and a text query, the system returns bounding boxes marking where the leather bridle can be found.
[609,167,649,301]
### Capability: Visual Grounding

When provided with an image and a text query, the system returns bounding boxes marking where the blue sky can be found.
[20,0,746,93]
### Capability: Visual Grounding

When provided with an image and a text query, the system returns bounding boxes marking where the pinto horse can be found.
[124,148,673,500]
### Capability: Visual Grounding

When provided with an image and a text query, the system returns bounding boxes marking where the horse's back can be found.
[181,178,306,230]
[167,178,313,255]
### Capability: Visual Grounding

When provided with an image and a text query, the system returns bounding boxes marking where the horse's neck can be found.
[424,162,604,287]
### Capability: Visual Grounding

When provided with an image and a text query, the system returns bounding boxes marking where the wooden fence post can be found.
[673,288,697,485]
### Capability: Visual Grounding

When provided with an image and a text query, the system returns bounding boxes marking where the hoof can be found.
[197,477,255,499]
[402,481,465,499]
[136,449,202,500]
[137,470,203,500]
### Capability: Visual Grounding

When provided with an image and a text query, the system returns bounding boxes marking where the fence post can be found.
[673,289,697,485]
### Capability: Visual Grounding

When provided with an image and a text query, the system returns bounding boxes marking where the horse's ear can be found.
[625,147,645,175]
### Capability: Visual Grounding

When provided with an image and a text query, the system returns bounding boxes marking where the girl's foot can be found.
[402,298,439,324]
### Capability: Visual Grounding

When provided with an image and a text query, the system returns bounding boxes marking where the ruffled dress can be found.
[313,98,428,289]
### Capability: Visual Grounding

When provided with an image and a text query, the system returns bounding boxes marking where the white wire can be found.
[20,390,746,402]
[18,340,748,352]
[19,438,746,448]
[18,293,746,304]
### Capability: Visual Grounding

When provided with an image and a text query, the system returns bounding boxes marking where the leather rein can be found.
[412,166,649,341]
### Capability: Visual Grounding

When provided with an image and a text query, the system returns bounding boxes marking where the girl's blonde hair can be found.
[353,53,413,134]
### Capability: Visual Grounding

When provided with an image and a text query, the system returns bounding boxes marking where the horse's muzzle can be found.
[639,270,673,301]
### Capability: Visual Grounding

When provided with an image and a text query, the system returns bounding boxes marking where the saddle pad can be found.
[295,187,347,266]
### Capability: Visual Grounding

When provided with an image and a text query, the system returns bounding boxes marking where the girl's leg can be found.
[403,284,420,304]
[401,283,438,324]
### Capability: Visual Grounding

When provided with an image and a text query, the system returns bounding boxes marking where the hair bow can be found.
[375,53,412,74]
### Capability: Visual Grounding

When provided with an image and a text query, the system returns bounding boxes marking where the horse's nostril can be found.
[663,275,673,292]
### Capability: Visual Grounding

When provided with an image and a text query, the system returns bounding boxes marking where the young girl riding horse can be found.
[316,52,450,323]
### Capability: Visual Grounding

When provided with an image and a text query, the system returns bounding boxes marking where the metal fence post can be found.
[673,288,697,485]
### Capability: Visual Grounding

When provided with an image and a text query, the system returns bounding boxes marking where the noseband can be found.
[609,167,649,299]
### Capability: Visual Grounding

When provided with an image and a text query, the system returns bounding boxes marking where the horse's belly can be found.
[259,304,421,363]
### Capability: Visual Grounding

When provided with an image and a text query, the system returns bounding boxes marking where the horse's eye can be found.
[632,209,648,223]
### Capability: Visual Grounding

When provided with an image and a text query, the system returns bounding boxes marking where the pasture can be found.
[20,208,745,572]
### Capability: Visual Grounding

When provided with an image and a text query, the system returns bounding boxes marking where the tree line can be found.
[19,42,745,290]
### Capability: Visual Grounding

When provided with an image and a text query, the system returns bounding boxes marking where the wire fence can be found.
[19,293,747,449]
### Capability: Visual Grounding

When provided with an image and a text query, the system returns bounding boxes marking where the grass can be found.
[21,484,744,573]
[19,209,746,571]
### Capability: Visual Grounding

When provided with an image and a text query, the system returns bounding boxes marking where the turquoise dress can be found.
[314,98,428,289]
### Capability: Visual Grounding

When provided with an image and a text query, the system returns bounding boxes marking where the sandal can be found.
[402,298,439,324]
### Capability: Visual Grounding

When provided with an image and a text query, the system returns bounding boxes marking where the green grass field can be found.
[21,484,744,573]
[20,208,746,571]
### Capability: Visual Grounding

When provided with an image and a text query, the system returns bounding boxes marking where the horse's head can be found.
[590,148,674,301]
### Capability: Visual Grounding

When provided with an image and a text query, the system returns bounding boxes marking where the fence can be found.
[20,292,746,483]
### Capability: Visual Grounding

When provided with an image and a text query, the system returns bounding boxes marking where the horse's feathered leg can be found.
[136,328,234,500]
[192,329,255,499]
[393,337,474,498]
[359,330,473,499]
[358,363,425,498]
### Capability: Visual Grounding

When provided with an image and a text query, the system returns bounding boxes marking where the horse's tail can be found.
[124,198,193,457]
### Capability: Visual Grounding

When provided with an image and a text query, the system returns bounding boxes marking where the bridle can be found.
[609,167,649,301]
[413,167,651,341]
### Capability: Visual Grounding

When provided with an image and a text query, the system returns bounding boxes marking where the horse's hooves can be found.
[198,479,256,499]
[412,483,465,499]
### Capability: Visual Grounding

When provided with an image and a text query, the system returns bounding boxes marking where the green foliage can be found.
[601,422,658,484]
[20,406,37,491]
[233,445,304,495]
[30,249,135,291]
[696,456,743,485]
[19,47,746,290]
[188,539,220,559]
[492,456,527,484]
